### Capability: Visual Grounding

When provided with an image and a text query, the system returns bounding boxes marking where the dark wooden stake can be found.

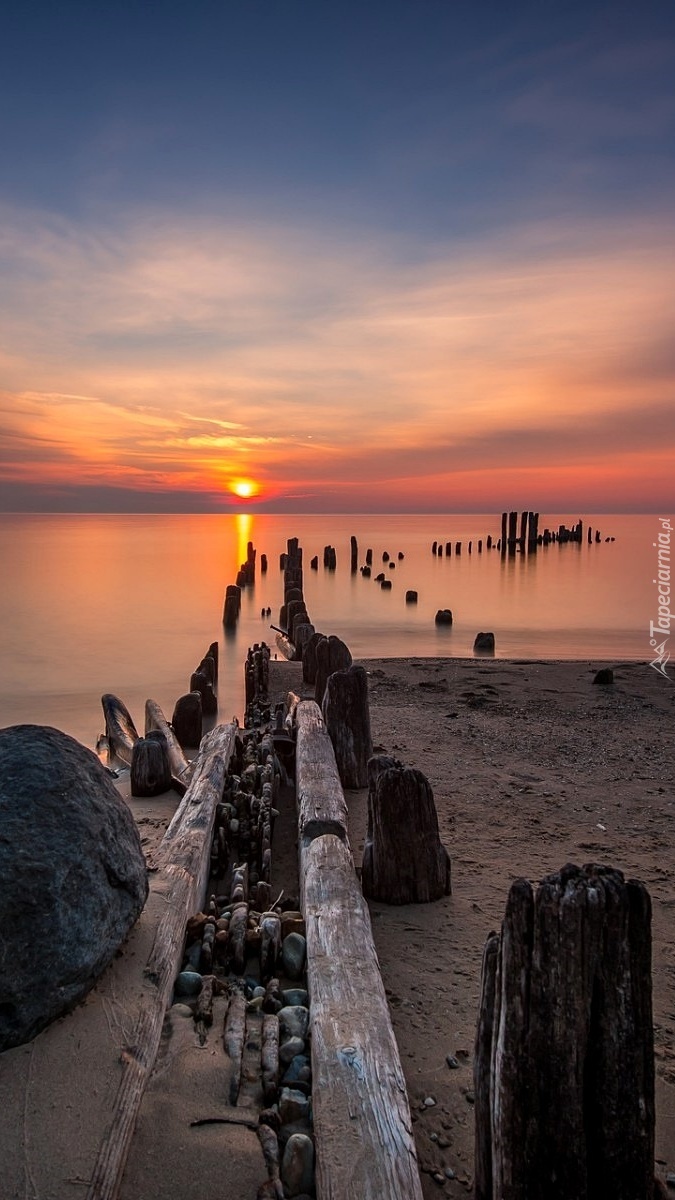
[361,760,451,904]
[322,664,373,788]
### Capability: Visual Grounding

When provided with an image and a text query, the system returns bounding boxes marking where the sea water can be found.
[0,512,664,749]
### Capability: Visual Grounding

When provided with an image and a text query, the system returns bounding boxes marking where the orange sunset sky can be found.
[1,2,674,514]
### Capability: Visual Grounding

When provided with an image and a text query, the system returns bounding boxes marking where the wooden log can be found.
[223,988,247,1105]
[322,664,373,789]
[171,691,202,750]
[261,1013,280,1104]
[101,693,139,766]
[144,697,193,793]
[361,763,451,903]
[301,833,424,1199]
[314,634,352,708]
[295,701,349,845]
[85,724,236,1200]
[130,735,172,797]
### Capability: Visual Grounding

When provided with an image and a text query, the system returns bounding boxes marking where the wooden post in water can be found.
[508,510,518,554]
[351,535,358,573]
[474,863,655,1200]
[501,512,507,553]
[527,511,539,552]
[519,510,528,551]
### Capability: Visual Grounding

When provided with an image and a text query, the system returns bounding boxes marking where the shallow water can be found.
[0,512,666,747]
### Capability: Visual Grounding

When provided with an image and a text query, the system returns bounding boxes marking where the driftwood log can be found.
[322,664,373,788]
[302,833,424,1199]
[295,701,349,845]
[474,863,655,1200]
[294,709,423,1197]
[85,723,237,1200]
[101,693,140,765]
[361,759,451,903]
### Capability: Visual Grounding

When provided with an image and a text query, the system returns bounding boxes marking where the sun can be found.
[230,478,259,499]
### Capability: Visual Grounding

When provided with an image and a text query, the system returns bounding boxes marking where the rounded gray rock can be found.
[281,1132,315,1197]
[0,725,148,1051]
[282,932,306,980]
[278,1005,309,1041]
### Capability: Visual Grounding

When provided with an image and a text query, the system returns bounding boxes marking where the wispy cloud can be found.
[0,202,673,509]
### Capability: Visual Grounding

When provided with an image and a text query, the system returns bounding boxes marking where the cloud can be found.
[0,201,673,509]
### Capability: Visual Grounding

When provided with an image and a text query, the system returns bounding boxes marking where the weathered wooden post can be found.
[474,864,655,1200]
[223,583,241,628]
[501,512,507,553]
[322,664,373,788]
[508,510,518,553]
[519,510,528,550]
[527,510,539,552]
[190,669,217,716]
[302,631,325,685]
[350,535,358,573]
[130,734,172,796]
[361,759,451,903]
[172,691,203,748]
[314,635,352,707]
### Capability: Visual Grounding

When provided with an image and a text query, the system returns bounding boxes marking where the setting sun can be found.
[230,479,259,499]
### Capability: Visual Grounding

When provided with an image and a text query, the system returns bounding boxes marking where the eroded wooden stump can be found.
[361,759,451,903]
[474,863,655,1200]
[322,664,373,788]
[314,634,352,707]
[172,691,203,748]
[130,734,172,796]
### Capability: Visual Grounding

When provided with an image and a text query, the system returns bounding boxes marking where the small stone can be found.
[438,1137,450,1149]
[593,667,614,685]
[281,1132,314,1197]
[424,1096,436,1108]
[282,1054,311,1086]
[279,1005,309,1041]
[184,942,202,971]
[279,1036,306,1066]
[282,932,307,980]
[282,988,309,1007]
[174,971,203,997]
[666,1173,675,1188]
[253,986,266,999]
[430,1132,438,1142]
[432,1171,446,1185]
[170,1003,194,1018]
[444,1167,456,1180]
[465,1091,475,1104]
[279,1086,310,1125]
[445,1054,460,1069]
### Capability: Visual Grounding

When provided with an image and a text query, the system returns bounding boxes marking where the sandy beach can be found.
[1,655,673,1198]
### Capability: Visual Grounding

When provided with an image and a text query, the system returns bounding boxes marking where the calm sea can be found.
[0,513,664,749]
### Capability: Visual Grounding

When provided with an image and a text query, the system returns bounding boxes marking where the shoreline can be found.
[0,655,672,1198]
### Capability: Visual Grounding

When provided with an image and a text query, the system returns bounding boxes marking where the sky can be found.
[0,0,674,513]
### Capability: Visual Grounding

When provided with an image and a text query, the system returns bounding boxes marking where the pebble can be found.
[253,986,266,999]
[282,1054,311,1086]
[465,1091,475,1104]
[432,1171,446,1186]
[424,1096,436,1107]
[279,1005,309,1041]
[666,1174,675,1188]
[279,1086,310,1125]
[282,988,309,1007]
[170,1003,194,1018]
[445,1054,460,1069]
[184,943,202,971]
[282,932,307,980]
[444,1167,456,1180]
[279,1036,306,1066]
[281,1132,315,1198]
[174,970,203,997]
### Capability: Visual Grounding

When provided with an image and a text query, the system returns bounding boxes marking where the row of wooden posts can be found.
[431,513,612,557]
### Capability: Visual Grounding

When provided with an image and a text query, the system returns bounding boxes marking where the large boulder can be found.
[0,725,148,1051]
